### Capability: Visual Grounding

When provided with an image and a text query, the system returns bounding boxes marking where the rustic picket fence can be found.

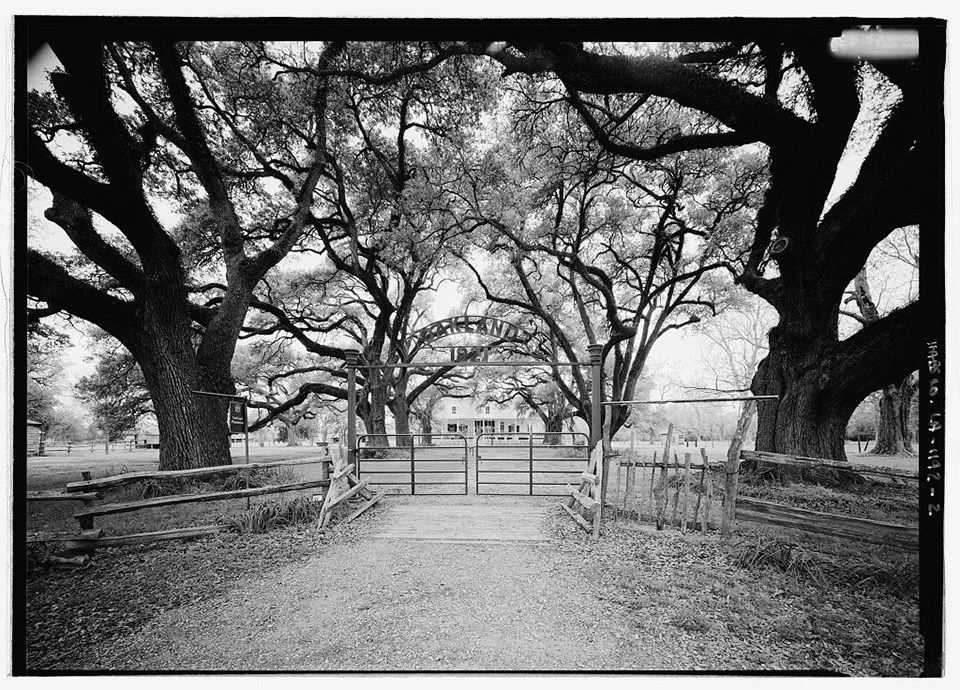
[607,446,919,551]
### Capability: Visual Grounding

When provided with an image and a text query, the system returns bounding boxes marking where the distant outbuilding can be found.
[26,419,43,456]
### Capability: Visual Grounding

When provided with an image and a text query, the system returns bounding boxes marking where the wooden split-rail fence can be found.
[26,455,378,554]
[605,445,919,552]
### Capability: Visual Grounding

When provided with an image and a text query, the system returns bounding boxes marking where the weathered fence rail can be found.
[74,479,331,526]
[30,457,333,549]
[607,447,918,551]
[739,450,919,480]
[27,490,103,502]
[65,457,323,493]
[27,525,233,547]
[735,497,918,551]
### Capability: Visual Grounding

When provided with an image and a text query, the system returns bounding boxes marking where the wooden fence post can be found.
[624,456,637,521]
[681,452,692,533]
[78,471,94,529]
[613,457,630,522]
[702,447,713,532]
[648,452,657,525]
[722,401,755,537]
[655,423,673,530]
[670,452,681,528]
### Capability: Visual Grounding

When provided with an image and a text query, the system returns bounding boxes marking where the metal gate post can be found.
[410,437,416,495]
[345,349,359,474]
[588,343,606,522]
[475,437,480,495]
[529,432,534,495]
[587,344,604,452]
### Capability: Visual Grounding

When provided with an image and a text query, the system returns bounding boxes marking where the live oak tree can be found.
[25,311,72,435]
[483,371,578,445]
[460,85,760,458]
[232,343,329,446]
[468,37,930,460]
[27,39,349,469]
[841,227,920,455]
[75,332,154,442]
[237,48,495,443]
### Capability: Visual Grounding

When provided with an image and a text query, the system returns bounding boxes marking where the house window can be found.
[484,405,491,414]
[451,405,458,415]
[447,423,458,433]
[500,422,505,432]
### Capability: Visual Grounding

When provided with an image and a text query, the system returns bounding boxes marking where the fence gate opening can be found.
[476,432,589,495]
[356,434,468,495]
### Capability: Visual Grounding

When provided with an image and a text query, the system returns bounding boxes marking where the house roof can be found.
[27,419,43,427]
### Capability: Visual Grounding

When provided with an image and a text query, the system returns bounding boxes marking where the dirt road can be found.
[91,496,647,671]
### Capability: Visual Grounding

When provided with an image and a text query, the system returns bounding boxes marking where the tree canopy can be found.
[25,28,938,466]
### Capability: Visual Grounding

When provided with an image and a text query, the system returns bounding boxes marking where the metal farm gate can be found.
[344,330,606,499]
[356,434,468,495]
[476,432,589,495]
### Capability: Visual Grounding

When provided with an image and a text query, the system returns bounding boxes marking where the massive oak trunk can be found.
[752,301,920,461]
[542,415,565,445]
[138,355,232,468]
[752,336,852,461]
[870,374,917,455]
[129,276,234,470]
[390,397,413,447]
[358,375,390,445]
[282,419,299,447]
[415,411,435,445]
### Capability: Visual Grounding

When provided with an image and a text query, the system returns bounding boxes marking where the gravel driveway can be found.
[92,496,647,671]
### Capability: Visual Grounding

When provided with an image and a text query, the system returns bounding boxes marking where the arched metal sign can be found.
[409,315,531,349]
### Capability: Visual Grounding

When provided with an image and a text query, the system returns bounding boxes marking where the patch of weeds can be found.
[734,535,917,601]
[220,496,323,534]
[734,535,824,583]
[833,553,919,600]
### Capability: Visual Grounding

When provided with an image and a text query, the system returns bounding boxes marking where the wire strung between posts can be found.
[352,360,592,369]
[602,395,779,405]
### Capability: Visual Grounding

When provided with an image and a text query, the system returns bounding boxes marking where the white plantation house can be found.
[436,398,589,440]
